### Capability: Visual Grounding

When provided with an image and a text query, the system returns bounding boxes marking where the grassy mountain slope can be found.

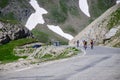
[37,0,89,36]
[32,24,68,45]
[0,38,37,63]
[34,0,116,43]
[88,0,116,19]
[0,0,116,44]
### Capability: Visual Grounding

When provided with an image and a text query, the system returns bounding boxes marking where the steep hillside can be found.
[0,0,116,44]
[37,0,116,34]
[32,24,68,44]
[37,0,89,36]
[0,0,34,25]
[88,0,116,19]
[69,4,120,47]
[32,0,116,43]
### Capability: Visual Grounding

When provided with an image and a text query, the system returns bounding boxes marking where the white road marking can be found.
[15,66,32,72]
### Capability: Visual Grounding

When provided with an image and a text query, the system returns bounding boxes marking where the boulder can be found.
[0,21,32,45]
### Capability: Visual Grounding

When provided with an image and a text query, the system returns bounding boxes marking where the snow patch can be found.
[79,0,90,17]
[116,0,120,4]
[47,25,74,40]
[25,0,47,30]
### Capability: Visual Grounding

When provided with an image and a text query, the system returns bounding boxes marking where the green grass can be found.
[0,12,18,24]
[0,0,9,8]
[37,0,51,5]
[0,38,37,63]
[52,47,79,59]
[32,27,68,45]
[38,0,79,23]
[49,6,67,23]
[59,0,68,14]
[71,47,79,51]
[41,54,53,59]
[115,30,120,37]
[97,0,115,11]
[49,0,68,23]
[17,0,27,8]
[97,0,109,12]
[39,0,68,23]
[32,29,49,43]
[113,42,120,48]
[69,6,79,16]
[107,8,120,30]
[65,25,76,33]
[89,18,94,23]
[112,30,120,48]
[90,0,115,18]
[39,47,79,61]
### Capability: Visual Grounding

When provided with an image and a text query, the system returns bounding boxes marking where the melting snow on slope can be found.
[25,0,48,30]
[25,0,73,40]
[47,25,73,40]
[79,0,90,17]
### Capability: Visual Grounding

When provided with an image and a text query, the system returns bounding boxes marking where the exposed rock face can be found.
[0,0,34,45]
[0,21,32,45]
[69,4,120,47]
[105,26,120,47]
[0,0,34,25]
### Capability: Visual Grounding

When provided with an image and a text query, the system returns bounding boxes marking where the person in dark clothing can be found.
[77,40,79,47]
[90,39,94,49]
[83,40,87,50]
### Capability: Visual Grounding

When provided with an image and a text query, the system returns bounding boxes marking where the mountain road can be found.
[0,46,120,80]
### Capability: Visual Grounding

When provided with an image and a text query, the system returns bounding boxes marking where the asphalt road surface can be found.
[0,46,120,80]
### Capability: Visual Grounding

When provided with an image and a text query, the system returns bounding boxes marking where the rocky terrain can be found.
[0,0,34,25]
[14,45,79,60]
[0,45,79,72]
[0,21,32,45]
[69,3,120,47]
[0,0,34,44]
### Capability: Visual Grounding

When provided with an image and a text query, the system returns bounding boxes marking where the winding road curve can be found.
[0,46,120,80]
